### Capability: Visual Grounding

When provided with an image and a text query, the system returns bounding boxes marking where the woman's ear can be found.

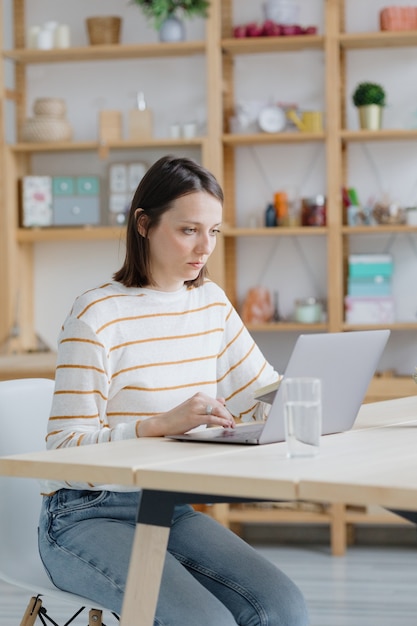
[135,208,148,237]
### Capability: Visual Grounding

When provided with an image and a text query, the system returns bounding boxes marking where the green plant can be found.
[352,82,386,107]
[131,0,210,29]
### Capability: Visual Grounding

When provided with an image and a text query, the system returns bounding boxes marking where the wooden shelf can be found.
[339,30,417,50]
[247,322,328,332]
[366,375,416,402]
[341,129,417,142]
[342,225,417,234]
[222,226,327,237]
[17,226,125,243]
[221,35,324,55]
[223,131,325,145]
[343,322,417,331]
[10,137,206,153]
[3,41,206,64]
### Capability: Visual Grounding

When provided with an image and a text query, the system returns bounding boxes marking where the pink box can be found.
[380,7,417,31]
[345,296,395,324]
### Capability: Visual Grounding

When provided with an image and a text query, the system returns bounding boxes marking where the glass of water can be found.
[282,377,322,458]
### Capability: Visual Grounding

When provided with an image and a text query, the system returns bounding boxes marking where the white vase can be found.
[159,15,185,42]
[263,0,300,25]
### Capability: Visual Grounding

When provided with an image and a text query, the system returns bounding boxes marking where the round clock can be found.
[258,106,286,133]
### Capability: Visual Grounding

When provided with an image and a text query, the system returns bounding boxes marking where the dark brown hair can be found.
[113,155,224,288]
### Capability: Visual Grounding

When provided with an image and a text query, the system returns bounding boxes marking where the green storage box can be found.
[53,177,74,196]
[77,176,100,195]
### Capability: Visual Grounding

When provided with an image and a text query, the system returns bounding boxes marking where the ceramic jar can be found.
[159,15,185,42]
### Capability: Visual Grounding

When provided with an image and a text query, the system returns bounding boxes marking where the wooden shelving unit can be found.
[207,0,417,552]
[0,0,416,554]
[0,0,223,357]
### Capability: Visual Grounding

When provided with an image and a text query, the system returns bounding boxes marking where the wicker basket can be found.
[86,16,122,45]
[21,117,72,143]
[33,98,66,118]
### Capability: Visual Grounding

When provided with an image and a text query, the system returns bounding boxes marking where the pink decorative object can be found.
[380,7,417,31]
[241,287,274,325]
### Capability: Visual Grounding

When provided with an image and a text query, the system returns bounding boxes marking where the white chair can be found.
[0,378,117,626]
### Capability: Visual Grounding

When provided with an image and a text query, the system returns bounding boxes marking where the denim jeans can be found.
[38,490,309,625]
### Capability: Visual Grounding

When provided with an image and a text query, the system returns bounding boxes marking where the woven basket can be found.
[33,98,66,118]
[21,117,72,143]
[86,16,122,45]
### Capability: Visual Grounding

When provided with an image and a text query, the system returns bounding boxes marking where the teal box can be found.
[348,277,391,297]
[77,176,100,195]
[348,254,393,278]
[53,177,75,196]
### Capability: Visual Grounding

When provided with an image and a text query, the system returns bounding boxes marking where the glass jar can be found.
[301,195,326,226]
[294,297,323,323]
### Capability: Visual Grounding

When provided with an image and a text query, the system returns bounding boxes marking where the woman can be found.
[38,155,309,625]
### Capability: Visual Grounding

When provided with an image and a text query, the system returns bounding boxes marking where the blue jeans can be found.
[38,490,309,625]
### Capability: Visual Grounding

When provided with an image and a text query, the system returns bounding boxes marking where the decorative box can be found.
[347,276,391,297]
[348,254,393,278]
[345,296,395,324]
[53,176,75,196]
[380,7,417,31]
[108,162,147,225]
[20,176,53,227]
[52,175,101,226]
[53,197,100,226]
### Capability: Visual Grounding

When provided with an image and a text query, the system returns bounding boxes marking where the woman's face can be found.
[145,191,222,291]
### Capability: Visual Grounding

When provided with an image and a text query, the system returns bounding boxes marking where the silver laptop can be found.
[167,330,390,445]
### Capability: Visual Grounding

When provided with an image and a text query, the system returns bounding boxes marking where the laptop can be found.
[167,329,390,445]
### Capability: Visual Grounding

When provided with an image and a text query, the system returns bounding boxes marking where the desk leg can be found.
[120,490,260,626]
[120,523,170,626]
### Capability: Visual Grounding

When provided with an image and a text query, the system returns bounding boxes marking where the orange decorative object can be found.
[380,7,417,31]
[274,191,288,226]
[241,287,274,325]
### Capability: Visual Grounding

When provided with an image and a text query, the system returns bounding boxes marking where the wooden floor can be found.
[1,544,417,625]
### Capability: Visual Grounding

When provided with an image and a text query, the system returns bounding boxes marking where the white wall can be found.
[7,0,417,375]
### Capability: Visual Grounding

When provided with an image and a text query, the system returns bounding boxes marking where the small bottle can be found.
[27,25,40,49]
[274,191,288,226]
[55,24,71,48]
[265,203,277,227]
[128,92,153,140]
[37,26,54,50]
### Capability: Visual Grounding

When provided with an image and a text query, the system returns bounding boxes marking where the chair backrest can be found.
[0,378,55,586]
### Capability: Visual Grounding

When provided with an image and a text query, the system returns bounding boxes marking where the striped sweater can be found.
[42,280,278,493]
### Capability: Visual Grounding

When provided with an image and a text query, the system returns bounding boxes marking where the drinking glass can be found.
[282,377,322,458]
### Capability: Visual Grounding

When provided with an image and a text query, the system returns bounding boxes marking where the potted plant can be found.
[131,0,210,41]
[352,82,386,130]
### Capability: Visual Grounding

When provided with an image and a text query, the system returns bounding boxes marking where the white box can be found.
[128,162,147,191]
[21,176,53,227]
[109,164,128,193]
[345,296,395,324]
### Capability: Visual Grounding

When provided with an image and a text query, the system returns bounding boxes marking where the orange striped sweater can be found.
[41,280,278,492]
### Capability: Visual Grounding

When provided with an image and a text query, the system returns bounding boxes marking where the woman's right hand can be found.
[136,392,235,438]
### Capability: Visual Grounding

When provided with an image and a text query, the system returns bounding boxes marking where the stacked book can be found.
[345,254,395,324]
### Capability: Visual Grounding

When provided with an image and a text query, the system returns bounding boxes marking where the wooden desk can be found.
[1,396,417,625]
